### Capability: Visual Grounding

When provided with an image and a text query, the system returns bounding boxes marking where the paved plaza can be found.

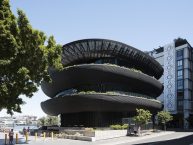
[1,130,193,145]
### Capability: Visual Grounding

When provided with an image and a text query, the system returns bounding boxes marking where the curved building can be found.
[41,39,164,127]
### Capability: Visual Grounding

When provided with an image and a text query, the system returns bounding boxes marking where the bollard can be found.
[25,132,28,143]
[35,132,37,141]
[43,132,46,141]
[4,134,7,145]
[51,132,54,140]
[16,133,18,144]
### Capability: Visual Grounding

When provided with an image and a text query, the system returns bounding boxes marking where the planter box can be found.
[57,129,127,141]
[94,130,127,140]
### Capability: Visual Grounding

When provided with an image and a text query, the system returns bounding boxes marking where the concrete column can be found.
[152,114,156,129]
[183,110,189,129]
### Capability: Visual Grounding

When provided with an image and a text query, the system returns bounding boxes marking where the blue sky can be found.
[1,0,193,118]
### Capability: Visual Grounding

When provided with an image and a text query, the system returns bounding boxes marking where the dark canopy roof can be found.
[62,39,163,79]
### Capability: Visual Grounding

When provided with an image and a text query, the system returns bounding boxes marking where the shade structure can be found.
[42,64,163,98]
[41,39,164,127]
[41,94,162,115]
[61,39,163,79]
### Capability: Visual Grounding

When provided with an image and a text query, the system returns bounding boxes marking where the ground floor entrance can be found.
[60,112,137,127]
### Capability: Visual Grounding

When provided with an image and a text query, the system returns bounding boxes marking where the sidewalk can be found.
[92,131,175,145]
[0,131,175,145]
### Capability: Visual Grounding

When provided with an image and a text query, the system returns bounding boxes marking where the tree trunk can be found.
[152,114,155,130]
[164,124,166,131]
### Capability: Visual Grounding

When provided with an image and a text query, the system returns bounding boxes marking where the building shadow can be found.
[0,139,5,145]
[133,134,193,145]
[167,128,193,132]
[0,138,31,145]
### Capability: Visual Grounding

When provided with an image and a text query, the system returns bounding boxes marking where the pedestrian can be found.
[9,129,14,145]
[27,126,30,135]
[23,127,27,136]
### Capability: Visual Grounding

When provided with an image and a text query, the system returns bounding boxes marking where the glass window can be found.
[178,101,183,106]
[95,59,102,64]
[95,58,118,64]
[177,60,182,66]
[177,80,183,89]
[177,50,183,58]
[177,60,183,69]
[189,51,192,60]
[190,91,192,101]
[191,92,193,101]
[177,100,183,110]
[192,52,193,60]
[177,70,183,79]
[178,100,183,106]
[177,91,184,99]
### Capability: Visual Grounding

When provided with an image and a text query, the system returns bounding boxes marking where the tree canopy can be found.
[133,108,152,125]
[157,111,173,125]
[37,115,60,127]
[0,0,63,114]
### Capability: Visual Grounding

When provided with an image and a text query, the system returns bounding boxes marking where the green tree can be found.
[133,108,152,125]
[37,117,46,127]
[46,115,59,126]
[37,116,59,127]
[0,0,63,114]
[157,111,173,131]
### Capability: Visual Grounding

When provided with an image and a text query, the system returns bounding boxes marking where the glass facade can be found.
[176,49,184,111]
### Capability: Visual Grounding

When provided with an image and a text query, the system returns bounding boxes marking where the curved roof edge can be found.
[62,38,164,79]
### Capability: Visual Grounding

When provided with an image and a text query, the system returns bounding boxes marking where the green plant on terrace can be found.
[75,91,160,103]
[63,63,157,80]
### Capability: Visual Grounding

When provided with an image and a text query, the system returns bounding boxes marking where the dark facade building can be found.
[41,39,163,127]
